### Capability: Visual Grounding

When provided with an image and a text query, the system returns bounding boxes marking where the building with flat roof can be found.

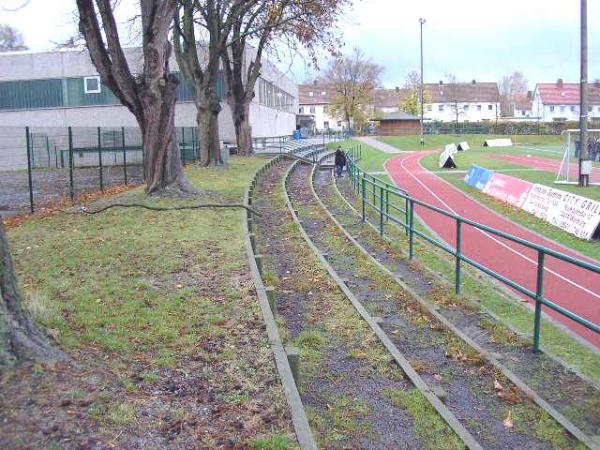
[0,47,298,141]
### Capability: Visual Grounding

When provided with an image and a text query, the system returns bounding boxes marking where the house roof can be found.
[377,112,420,121]
[535,82,600,105]
[513,92,533,111]
[423,81,499,103]
[298,83,336,105]
[371,88,409,107]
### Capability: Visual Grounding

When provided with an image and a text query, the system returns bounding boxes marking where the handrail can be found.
[344,146,600,352]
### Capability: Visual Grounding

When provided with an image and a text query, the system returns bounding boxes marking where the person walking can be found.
[334,148,347,178]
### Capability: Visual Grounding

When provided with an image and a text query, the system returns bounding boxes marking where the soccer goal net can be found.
[556,129,600,185]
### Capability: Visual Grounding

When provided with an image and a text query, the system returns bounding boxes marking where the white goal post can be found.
[556,129,600,185]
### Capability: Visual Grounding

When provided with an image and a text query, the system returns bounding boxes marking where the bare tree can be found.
[1,220,62,367]
[401,70,431,116]
[499,71,528,117]
[0,23,28,51]
[324,48,383,132]
[220,0,350,154]
[173,1,247,166]
[76,0,195,194]
[444,73,464,123]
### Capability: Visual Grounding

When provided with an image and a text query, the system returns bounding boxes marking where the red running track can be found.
[492,153,600,183]
[385,151,600,348]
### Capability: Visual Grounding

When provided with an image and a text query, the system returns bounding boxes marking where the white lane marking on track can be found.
[388,152,600,301]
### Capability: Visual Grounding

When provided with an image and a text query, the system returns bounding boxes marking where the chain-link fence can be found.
[0,126,200,215]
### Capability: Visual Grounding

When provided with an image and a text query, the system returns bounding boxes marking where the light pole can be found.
[419,18,426,148]
[578,0,589,187]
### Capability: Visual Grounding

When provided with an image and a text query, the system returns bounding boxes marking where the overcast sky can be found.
[1,0,598,89]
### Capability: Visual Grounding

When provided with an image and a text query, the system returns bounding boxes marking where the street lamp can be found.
[419,18,426,148]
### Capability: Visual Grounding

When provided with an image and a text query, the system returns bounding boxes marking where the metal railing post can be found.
[533,251,545,352]
[455,219,462,295]
[25,127,34,213]
[361,175,366,222]
[379,185,384,236]
[121,126,128,185]
[408,198,415,259]
[46,135,50,167]
[97,127,104,191]
[385,185,389,221]
[68,126,74,202]
[405,197,409,236]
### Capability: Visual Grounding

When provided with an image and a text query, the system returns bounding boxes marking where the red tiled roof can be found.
[513,93,532,111]
[536,82,600,105]
[298,83,336,104]
[423,82,499,103]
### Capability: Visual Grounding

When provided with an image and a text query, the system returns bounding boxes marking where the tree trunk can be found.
[140,82,196,195]
[231,100,252,155]
[197,96,223,166]
[0,220,63,367]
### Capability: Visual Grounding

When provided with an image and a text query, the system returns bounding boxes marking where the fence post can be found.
[46,136,50,167]
[379,186,384,236]
[97,127,104,191]
[405,197,409,236]
[25,127,34,213]
[385,185,389,221]
[455,219,462,295]
[361,175,366,222]
[533,251,545,352]
[408,198,414,259]
[68,126,74,202]
[121,126,127,185]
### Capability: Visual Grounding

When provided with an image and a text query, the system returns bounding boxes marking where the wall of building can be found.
[424,101,499,122]
[0,47,296,141]
[379,120,420,136]
[298,104,346,131]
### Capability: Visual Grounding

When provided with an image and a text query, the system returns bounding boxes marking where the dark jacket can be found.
[335,150,347,166]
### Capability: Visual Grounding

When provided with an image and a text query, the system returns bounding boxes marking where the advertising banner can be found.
[482,172,533,208]
[522,185,600,240]
[464,164,493,190]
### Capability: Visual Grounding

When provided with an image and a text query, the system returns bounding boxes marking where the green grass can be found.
[7,156,294,445]
[379,134,562,153]
[384,388,463,450]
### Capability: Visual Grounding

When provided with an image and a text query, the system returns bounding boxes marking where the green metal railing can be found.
[344,145,600,352]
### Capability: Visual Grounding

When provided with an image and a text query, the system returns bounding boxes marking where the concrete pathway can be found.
[355,136,409,154]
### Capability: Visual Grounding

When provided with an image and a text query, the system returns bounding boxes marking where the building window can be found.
[321,91,326,96]
[299,107,304,114]
[309,106,315,114]
[337,121,342,127]
[549,106,555,112]
[589,106,593,112]
[488,104,493,111]
[308,91,314,97]
[464,104,469,111]
[426,105,432,112]
[570,106,576,112]
[438,105,444,112]
[560,106,565,112]
[84,76,101,94]
[477,105,482,111]
[323,121,329,129]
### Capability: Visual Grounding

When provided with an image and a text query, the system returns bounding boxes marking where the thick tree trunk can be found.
[231,101,252,155]
[139,84,196,195]
[196,94,223,166]
[0,220,63,367]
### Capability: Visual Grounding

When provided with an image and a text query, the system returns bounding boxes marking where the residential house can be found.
[531,79,600,122]
[423,80,500,122]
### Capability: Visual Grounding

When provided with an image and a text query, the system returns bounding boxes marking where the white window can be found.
[477,105,482,111]
[464,104,470,111]
[309,106,315,114]
[560,106,565,112]
[549,106,555,112]
[426,105,432,112]
[570,106,576,112]
[308,91,314,97]
[438,105,444,112]
[299,107,304,114]
[84,76,101,94]
[321,91,326,96]
[488,104,493,111]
